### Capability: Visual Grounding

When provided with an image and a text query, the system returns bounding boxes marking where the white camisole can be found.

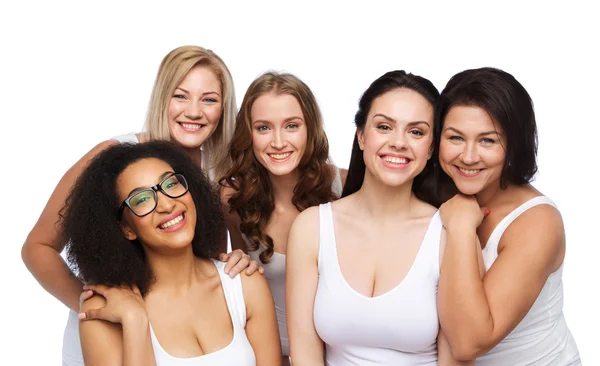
[476,196,581,366]
[247,167,344,356]
[313,203,442,365]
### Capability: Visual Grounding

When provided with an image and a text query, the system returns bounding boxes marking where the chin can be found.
[454,182,483,196]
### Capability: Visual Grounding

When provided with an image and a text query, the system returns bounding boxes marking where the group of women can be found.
[21,45,581,365]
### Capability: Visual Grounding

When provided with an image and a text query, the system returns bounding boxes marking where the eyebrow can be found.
[372,113,431,128]
[127,171,174,196]
[444,126,501,136]
[252,116,304,125]
[175,87,220,96]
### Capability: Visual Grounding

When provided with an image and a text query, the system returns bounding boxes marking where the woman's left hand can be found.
[219,249,264,277]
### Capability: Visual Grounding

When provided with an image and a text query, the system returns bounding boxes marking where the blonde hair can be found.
[144,45,236,180]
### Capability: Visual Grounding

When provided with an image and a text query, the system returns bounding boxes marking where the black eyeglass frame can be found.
[117,171,188,220]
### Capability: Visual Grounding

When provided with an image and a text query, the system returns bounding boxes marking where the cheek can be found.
[252,133,269,155]
[167,100,181,121]
[293,130,308,151]
[205,104,223,123]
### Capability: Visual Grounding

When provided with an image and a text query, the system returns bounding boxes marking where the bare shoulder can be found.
[293,205,321,230]
[500,199,565,267]
[240,270,273,318]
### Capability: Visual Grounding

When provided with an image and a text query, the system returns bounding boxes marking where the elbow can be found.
[21,240,34,268]
[449,341,488,361]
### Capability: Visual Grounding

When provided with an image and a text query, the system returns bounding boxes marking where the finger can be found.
[79,307,105,321]
[132,285,142,296]
[482,207,491,216]
[223,250,244,274]
[245,260,259,275]
[258,266,265,275]
[219,252,230,263]
[228,254,251,278]
[82,283,109,296]
[79,290,94,308]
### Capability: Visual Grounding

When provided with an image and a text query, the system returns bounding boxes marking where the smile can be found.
[178,122,205,131]
[158,213,185,230]
[456,166,483,177]
[382,156,409,165]
[268,152,292,161]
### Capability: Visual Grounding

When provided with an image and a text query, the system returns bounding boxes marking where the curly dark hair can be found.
[220,72,337,263]
[59,140,225,295]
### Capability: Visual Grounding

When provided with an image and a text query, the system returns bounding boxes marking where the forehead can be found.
[251,93,303,122]
[117,158,174,198]
[177,65,221,93]
[369,88,433,121]
[444,105,504,134]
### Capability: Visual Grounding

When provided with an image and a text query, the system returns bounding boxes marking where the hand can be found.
[439,194,489,231]
[219,249,264,277]
[79,288,94,311]
[79,284,147,324]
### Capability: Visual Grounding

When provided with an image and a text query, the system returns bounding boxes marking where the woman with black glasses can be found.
[60,140,281,365]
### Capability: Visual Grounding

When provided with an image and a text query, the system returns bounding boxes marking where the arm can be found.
[80,289,155,366]
[439,201,564,360]
[241,273,282,365]
[286,207,325,365]
[437,329,473,366]
[21,140,119,310]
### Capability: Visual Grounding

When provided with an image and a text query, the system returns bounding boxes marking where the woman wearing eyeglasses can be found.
[61,140,281,365]
[21,46,260,366]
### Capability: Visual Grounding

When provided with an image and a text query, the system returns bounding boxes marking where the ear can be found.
[356,128,365,151]
[118,221,138,241]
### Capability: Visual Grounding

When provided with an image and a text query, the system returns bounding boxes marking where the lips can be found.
[157,211,186,230]
[178,122,206,131]
[455,165,484,177]
[268,152,292,161]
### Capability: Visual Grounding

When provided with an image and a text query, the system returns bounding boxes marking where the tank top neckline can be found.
[148,259,239,361]
[323,203,440,301]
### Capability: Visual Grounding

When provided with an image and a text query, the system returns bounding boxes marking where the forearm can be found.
[22,241,83,311]
[439,227,493,358]
[121,314,156,366]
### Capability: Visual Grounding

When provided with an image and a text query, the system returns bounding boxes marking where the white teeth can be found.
[159,214,184,229]
[269,152,292,160]
[382,156,409,164]
[180,123,202,131]
[459,168,481,176]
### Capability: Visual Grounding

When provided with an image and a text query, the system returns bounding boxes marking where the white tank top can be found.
[149,259,255,365]
[62,131,219,365]
[313,203,441,365]
[247,167,344,357]
[476,196,581,366]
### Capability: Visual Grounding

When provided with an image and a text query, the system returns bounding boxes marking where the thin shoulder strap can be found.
[484,196,557,262]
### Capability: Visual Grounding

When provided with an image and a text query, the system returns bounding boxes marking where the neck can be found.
[144,245,202,293]
[183,147,203,169]
[269,170,300,209]
[475,179,513,207]
[353,171,417,220]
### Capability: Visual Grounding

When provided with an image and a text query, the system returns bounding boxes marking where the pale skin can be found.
[437,105,565,360]
[286,88,471,365]
[79,158,281,365]
[222,92,347,366]
[21,65,257,312]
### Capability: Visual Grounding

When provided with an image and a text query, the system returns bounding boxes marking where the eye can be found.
[163,179,180,190]
[131,192,153,207]
[204,97,219,103]
[448,135,464,141]
[286,123,299,129]
[173,94,186,100]
[481,137,496,144]
[256,125,270,132]
[376,124,391,131]
[409,129,424,136]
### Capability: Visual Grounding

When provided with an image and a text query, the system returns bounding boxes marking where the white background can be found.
[1,1,597,364]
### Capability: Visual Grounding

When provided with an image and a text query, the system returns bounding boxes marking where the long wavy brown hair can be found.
[220,72,336,263]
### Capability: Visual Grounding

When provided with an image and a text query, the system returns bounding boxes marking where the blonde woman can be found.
[21,45,259,366]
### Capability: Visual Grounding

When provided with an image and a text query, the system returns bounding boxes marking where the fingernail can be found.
[78,313,87,320]
[485,208,491,215]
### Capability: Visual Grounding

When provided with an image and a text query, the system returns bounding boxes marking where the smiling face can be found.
[167,65,222,150]
[439,105,507,195]
[358,88,434,188]
[251,93,308,177]
[117,158,197,253]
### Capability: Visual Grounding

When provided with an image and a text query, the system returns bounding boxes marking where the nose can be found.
[459,142,480,165]
[184,100,203,120]
[155,192,176,214]
[389,130,408,150]
[270,129,287,150]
